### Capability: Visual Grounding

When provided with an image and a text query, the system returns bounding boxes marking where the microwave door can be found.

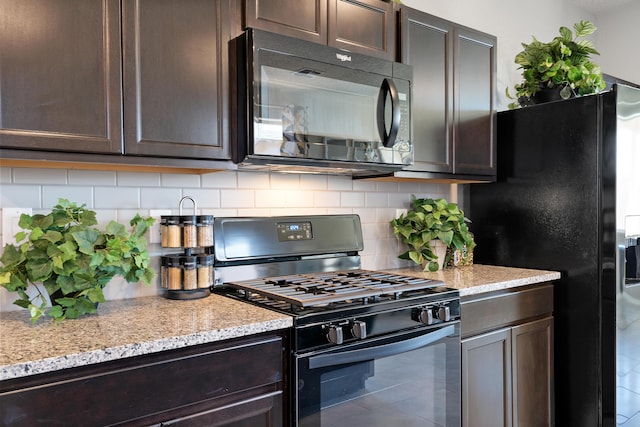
[250,49,410,166]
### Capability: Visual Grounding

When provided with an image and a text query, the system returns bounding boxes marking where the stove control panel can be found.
[413,301,459,325]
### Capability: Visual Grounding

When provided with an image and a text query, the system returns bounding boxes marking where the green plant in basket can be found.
[391,197,476,272]
[0,199,155,322]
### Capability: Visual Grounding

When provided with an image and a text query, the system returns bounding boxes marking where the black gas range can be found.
[211,214,461,427]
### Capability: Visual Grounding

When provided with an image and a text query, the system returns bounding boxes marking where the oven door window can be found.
[296,324,460,427]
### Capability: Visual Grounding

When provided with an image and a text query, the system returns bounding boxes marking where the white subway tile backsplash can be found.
[365,192,388,208]
[202,171,237,188]
[117,171,161,187]
[352,179,377,191]
[237,208,271,217]
[160,173,201,188]
[388,192,413,209]
[314,191,340,207]
[255,189,313,208]
[0,167,454,310]
[237,171,270,189]
[270,173,299,189]
[69,170,117,186]
[340,192,364,207]
[328,175,352,191]
[141,188,183,209]
[300,174,328,190]
[1,185,41,208]
[375,181,399,193]
[221,189,255,208]
[95,187,139,209]
[180,189,220,209]
[0,167,12,183]
[13,167,67,184]
[43,186,93,208]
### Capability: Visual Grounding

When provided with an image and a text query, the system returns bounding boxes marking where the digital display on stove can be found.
[277,221,313,241]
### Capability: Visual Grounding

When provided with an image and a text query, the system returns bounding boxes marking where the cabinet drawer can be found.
[461,283,553,338]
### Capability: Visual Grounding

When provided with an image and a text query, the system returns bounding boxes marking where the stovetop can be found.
[224,269,446,308]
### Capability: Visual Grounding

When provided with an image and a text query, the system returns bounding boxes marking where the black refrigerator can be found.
[469,84,640,427]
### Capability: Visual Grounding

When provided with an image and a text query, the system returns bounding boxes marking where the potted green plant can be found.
[507,20,606,109]
[0,199,155,322]
[391,197,476,272]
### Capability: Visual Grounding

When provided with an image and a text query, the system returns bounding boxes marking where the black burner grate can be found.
[225,269,442,308]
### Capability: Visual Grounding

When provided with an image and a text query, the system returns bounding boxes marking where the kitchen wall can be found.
[0,167,452,311]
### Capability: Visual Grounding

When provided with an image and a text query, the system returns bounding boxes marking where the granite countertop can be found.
[0,294,292,381]
[0,264,559,383]
[385,264,561,297]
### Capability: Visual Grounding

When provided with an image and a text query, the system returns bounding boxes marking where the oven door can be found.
[295,322,461,427]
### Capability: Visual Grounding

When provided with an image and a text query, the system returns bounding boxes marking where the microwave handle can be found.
[308,325,455,369]
[376,78,401,148]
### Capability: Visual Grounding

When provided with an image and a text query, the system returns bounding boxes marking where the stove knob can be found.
[326,325,344,345]
[351,320,367,340]
[418,307,435,325]
[436,305,451,322]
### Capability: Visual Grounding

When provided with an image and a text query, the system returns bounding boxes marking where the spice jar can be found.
[197,255,214,289]
[182,256,198,290]
[163,216,182,248]
[182,216,198,248]
[165,255,182,290]
[196,215,214,247]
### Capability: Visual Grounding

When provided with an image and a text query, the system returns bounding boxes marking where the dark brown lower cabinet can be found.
[461,284,554,427]
[0,331,287,427]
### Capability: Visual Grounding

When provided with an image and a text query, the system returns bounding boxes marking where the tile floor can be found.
[617,299,640,425]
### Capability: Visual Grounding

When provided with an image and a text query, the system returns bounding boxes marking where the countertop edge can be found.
[1,318,292,381]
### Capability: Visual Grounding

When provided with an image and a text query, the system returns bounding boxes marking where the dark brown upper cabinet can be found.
[0,0,123,154]
[1,0,232,166]
[122,0,231,160]
[398,8,496,181]
[244,0,396,61]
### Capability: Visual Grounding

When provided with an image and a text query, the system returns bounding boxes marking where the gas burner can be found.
[225,269,444,308]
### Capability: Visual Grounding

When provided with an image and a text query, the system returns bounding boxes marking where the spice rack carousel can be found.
[160,197,213,300]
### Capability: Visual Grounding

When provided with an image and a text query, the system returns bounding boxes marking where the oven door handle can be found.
[308,325,455,369]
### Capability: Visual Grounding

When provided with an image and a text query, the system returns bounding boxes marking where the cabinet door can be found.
[328,0,396,60]
[122,0,230,159]
[0,0,122,153]
[462,328,512,427]
[512,317,554,427]
[453,27,496,176]
[244,0,327,45]
[399,9,453,173]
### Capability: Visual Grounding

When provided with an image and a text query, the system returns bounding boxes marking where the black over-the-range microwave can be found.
[229,29,413,176]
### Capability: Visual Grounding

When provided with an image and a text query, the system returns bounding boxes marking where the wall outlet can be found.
[395,209,408,218]
[149,209,172,244]
[2,208,33,247]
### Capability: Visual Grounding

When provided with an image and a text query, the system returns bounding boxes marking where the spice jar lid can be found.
[180,215,197,226]
[163,215,181,226]
[183,256,197,269]
[196,215,214,225]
